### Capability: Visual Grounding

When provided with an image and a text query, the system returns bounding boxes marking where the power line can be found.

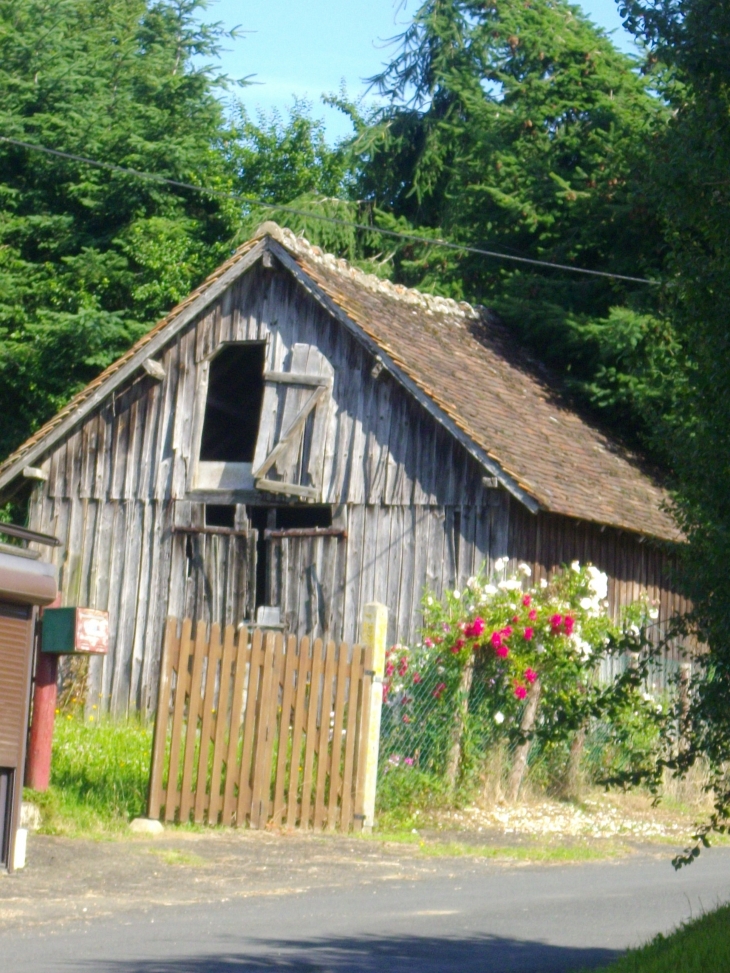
[0,135,657,285]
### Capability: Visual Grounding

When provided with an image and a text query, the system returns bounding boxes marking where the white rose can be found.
[453,590,461,600]
[426,596,433,606]
[467,576,478,590]
[494,711,505,725]
[517,562,532,577]
[571,560,581,572]
[540,578,549,589]
[649,608,659,620]
[494,556,507,572]
[498,579,522,591]
[483,584,498,596]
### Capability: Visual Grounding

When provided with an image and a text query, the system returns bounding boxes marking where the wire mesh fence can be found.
[377,644,677,804]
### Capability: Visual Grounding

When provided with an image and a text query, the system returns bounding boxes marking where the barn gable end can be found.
[0,227,686,714]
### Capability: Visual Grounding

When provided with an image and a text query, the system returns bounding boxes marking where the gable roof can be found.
[0,223,678,542]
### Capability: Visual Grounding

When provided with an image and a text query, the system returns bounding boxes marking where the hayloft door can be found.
[170,502,256,628]
[251,343,333,500]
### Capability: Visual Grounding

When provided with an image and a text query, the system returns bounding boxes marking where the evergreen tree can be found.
[0,0,243,459]
[348,0,682,450]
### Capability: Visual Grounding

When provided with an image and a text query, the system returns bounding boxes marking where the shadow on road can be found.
[75,932,620,972]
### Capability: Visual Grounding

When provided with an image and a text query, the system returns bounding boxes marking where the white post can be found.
[360,602,388,832]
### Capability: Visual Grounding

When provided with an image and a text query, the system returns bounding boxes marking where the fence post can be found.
[360,602,388,832]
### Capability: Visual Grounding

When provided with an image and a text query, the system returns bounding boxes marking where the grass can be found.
[24,715,153,836]
[590,904,730,972]
[364,830,628,862]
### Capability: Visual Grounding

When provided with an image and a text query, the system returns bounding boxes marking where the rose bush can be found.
[378,559,667,801]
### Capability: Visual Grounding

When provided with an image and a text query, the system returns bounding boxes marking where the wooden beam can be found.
[22,467,48,482]
[263,371,332,387]
[142,358,166,381]
[255,479,320,500]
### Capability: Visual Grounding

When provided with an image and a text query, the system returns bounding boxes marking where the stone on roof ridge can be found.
[257,221,479,320]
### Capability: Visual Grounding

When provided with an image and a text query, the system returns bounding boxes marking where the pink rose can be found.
[490,631,503,649]
[523,627,534,641]
[564,615,575,636]
[550,614,563,632]
[524,668,537,684]
[495,644,509,658]
[385,661,395,677]
[514,685,527,700]
[412,673,423,684]
[523,595,532,607]
[529,609,538,621]
[424,638,434,648]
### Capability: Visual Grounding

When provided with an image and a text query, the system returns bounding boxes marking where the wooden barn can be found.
[0,223,684,715]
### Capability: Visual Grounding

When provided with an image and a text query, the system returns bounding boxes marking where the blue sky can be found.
[208,0,636,141]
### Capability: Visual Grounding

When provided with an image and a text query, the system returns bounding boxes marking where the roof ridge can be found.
[254,221,481,321]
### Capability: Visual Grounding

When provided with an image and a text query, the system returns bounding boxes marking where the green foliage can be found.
[613,0,730,862]
[26,716,152,835]
[344,0,683,453]
[0,0,244,460]
[591,903,730,973]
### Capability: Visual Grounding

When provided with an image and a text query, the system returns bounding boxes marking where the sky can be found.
[208,0,637,141]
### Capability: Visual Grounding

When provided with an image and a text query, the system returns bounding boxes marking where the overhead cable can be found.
[0,136,657,285]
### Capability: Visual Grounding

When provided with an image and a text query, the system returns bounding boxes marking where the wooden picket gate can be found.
[148,618,376,831]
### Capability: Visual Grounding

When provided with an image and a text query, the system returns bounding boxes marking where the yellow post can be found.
[360,602,388,832]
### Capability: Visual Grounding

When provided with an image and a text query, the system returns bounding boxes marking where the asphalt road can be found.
[3,847,730,973]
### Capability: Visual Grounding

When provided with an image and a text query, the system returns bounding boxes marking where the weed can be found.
[24,716,152,836]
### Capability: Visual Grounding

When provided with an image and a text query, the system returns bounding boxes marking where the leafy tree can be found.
[617,0,730,860]
[0,0,244,461]
[346,0,683,450]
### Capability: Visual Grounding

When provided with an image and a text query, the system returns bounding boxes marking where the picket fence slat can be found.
[208,623,235,823]
[149,618,371,831]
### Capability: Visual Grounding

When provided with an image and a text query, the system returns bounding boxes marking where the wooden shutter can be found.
[252,343,333,501]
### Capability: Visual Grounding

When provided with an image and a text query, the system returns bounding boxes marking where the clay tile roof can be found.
[0,222,678,542]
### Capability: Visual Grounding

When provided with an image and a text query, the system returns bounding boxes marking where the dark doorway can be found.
[200,343,266,462]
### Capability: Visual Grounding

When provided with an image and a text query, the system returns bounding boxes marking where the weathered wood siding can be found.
[24,260,686,712]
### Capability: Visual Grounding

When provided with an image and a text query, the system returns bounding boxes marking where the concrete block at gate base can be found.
[129,818,164,835]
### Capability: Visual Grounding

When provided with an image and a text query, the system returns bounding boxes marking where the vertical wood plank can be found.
[164,618,193,822]
[236,628,265,825]
[249,632,279,828]
[222,625,251,825]
[313,639,337,830]
[286,636,311,829]
[179,621,208,823]
[299,637,324,829]
[148,618,178,820]
[272,635,298,826]
[340,642,363,831]
[193,623,222,823]
[208,623,236,824]
[326,642,350,831]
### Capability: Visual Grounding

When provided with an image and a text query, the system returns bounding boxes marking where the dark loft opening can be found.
[206,505,235,528]
[200,342,266,462]
[276,506,332,530]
